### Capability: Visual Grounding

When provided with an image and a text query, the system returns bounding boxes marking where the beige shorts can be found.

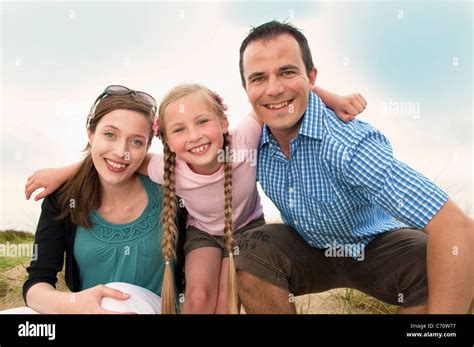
[183,216,266,258]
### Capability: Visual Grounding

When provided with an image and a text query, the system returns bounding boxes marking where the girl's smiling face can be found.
[88,109,151,187]
[162,93,229,175]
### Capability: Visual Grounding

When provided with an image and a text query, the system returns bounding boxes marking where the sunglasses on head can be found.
[86,85,157,127]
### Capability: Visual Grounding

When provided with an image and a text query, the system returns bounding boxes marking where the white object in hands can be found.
[101,282,161,314]
[0,282,161,314]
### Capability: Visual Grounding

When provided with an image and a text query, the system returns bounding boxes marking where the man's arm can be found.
[343,130,473,313]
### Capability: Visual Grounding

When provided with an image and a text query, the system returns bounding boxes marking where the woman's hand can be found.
[27,283,136,314]
[65,285,136,314]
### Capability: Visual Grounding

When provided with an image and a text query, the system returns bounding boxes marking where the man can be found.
[234,20,473,313]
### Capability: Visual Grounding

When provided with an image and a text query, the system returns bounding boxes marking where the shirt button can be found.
[294,220,298,225]
[289,187,294,193]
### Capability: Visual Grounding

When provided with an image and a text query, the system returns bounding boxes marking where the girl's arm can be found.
[25,153,154,201]
[25,162,81,201]
[313,86,367,122]
[137,153,153,176]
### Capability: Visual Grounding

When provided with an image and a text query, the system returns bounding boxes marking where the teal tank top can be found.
[74,175,167,297]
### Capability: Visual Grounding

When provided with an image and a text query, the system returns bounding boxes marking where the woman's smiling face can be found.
[88,109,151,187]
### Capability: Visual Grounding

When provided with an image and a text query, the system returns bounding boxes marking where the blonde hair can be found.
[158,83,238,314]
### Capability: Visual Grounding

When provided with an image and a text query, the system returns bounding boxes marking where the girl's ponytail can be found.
[160,143,178,314]
[223,133,239,314]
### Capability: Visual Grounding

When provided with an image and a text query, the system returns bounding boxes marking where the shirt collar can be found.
[260,91,324,149]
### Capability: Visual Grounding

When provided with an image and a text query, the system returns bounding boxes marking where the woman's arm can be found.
[26,282,72,314]
[23,193,133,314]
[26,282,133,314]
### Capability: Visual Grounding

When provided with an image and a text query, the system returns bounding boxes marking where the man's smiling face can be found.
[242,33,317,139]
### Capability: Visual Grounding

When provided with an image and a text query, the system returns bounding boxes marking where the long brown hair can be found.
[56,93,155,228]
[158,84,239,314]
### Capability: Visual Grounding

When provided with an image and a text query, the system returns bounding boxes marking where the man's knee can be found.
[234,223,301,289]
[237,270,290,295]
[236,270,259,292]
[236,270,297,314]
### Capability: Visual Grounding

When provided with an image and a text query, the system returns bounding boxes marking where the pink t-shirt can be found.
[148,115,263,236]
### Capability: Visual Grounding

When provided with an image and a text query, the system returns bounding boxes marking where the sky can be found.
[1,0,472,231]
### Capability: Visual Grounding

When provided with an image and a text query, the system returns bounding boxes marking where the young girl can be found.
[26,84,366,314]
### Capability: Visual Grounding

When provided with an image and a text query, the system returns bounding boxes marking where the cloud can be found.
[1,1,472,230]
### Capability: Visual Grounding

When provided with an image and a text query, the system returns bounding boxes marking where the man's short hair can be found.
[239,20,315,87]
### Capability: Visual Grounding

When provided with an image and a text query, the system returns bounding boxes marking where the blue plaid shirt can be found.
[257,91,448,255]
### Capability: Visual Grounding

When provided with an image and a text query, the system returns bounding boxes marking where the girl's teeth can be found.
[191,144,208,153]
[106,159,126,169]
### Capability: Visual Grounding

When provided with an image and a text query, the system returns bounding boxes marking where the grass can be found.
[336,288,397,314]
[0,230,34,271]
[1,230,472,313]
[295,289,397,314]
[0,230,36,309]
[0,230,34,244]
[0,230,69,310]
[0,256,31,272]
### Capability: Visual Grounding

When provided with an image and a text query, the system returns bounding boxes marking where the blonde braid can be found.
[161,143,178,314]
[223,133,239,314]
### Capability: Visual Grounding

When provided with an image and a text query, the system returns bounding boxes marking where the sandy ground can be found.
[0,263,349,313]
[295,290,348,314]
[0,263,389,313]
[0,264,29,310]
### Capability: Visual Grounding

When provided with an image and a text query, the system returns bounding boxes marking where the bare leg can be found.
[214,258,229,314]
[425,201,473,313]
[237,270,296,314]
[181,247,221,314]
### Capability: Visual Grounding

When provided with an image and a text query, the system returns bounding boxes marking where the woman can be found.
[3,85,185,314]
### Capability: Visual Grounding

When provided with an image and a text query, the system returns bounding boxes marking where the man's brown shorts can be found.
[233,222,428,307]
